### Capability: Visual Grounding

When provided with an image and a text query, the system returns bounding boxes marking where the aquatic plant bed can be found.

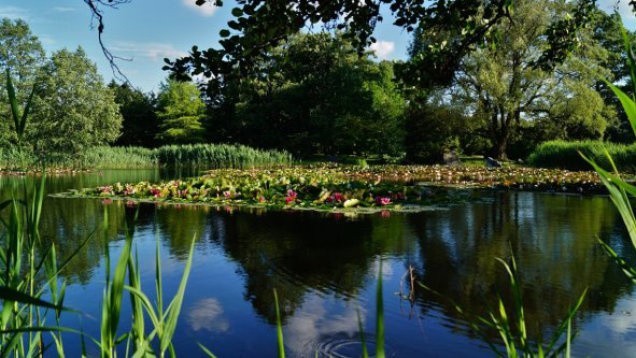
[52,166,614,214]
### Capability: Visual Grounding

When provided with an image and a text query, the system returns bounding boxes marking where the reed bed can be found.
[0,144,293,171]
[528,140,636,172]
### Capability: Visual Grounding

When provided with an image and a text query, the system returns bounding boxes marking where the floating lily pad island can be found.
[52,165,609,214]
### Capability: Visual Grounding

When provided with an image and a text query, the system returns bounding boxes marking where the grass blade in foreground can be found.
[273,289,285,358]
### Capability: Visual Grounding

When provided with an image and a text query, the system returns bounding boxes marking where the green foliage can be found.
[164,0,594,94]
[156,79,206,145]
[404,94,485,163]
[0,144,293,171]
[154,143,292,168]
[528,140,636,172]
[412,0,613,159]
[5,69,34,142]
[109,81,159,147]
[28,47,122,160]
[221,33,405,157]
[0,18,45,148]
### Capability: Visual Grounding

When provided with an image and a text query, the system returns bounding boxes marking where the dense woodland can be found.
[1,1,636,164]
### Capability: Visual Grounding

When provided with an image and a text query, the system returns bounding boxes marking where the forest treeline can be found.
[1,1,634,164]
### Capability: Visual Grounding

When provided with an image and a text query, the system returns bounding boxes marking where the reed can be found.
[528,140,636,172]
[420,255,586,358]
[0,144,293,171]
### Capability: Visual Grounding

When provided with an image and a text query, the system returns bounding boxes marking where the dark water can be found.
[1,170,635,357]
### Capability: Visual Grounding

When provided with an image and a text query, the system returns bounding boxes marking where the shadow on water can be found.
[0,170,634,356]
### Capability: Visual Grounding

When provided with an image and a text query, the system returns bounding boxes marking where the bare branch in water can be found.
[83,0,132,85]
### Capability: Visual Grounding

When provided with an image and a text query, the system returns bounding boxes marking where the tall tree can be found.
[155,79,206,145]
[222,33,405,156]
[411,0,613,159]
[109,81,159,147]
[0,18,45,147]
[29,47,122,159]
[160,0,595,99]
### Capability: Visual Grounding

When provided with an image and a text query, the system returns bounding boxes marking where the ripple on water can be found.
[312,336,396,358]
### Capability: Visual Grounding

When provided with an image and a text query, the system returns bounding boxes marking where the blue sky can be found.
[0,0,633,93]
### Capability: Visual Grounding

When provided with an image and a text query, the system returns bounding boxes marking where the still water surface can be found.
[1,169,635,357]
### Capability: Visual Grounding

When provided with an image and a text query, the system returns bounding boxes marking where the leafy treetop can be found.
[156,0,598,94]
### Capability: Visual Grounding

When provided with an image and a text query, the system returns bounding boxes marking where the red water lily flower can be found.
[285,189,297,204]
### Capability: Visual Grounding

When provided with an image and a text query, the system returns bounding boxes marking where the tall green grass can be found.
[528,140,636,172]
[0,144,293,171]
[0,175,196,356]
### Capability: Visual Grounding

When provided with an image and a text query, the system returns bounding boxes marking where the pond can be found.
[1,169,635,357]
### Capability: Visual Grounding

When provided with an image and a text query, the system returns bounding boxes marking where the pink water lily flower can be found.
[376,196,391,206]
[285,189,297,204]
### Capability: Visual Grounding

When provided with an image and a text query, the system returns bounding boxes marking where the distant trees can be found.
[0,18,45,147]
[409,0,617,160]
[29,48,121,159]
[155,79,206,144]
[110,81,158,147]
[210,33,406,156]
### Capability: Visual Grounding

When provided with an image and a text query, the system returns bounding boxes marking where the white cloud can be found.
[284,296,366,356]
[110,41,188,61]
[0,6,29,20]
[187,298,230,332]
[369,40,395,60]
[182,0,218,17]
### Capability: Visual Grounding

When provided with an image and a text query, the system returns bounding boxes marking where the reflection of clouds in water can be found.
[576,296,636,357]
[371,259,395,279]
[600,297,636,335]
[187,298,230,332]
[284,296,366,356]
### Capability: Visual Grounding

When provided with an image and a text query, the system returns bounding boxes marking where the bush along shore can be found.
[54,166,609,214]
[0,143,293,172]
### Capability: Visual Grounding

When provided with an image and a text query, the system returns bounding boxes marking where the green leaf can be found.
[375,259,385,358]
[0,286,66,311]
[231,7,243,17]
[273,289,285,358]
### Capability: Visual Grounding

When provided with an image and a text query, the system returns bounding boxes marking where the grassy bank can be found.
[528,140,636,172]
[0,143,293,171]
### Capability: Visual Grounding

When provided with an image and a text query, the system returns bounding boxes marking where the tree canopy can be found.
[410,0,616,159]
[206,32,406,156]
[155,79,206,145]
[156,0,597,97]
[29,47,122,159]
[0,18,45,147]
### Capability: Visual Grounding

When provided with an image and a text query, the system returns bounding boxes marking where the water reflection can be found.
[0,170,634,356]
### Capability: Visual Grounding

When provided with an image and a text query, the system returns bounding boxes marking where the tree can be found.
[589,10,636,143]
[109,81,159,147]
[29,47,122,159]
[412,0,614,159]
[220,33,405,156]
[0,18,45,147]
[155,79,206,145]
[160,0,595,99]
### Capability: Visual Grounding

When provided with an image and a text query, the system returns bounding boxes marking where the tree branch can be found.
[83,0,132,84]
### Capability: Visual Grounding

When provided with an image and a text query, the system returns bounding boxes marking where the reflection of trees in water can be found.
[155,204,210,257]
[410,191,632,341]
[210,211,416,323]
[39,198,129,284]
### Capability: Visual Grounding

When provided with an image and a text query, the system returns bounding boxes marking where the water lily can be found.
[376,196,391,206]
[285,189,298,204]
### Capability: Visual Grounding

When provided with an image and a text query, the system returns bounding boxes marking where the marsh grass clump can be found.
[528,140,636,172]
[0,144,293,172]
